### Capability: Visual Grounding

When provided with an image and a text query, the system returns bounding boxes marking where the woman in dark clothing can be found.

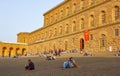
[25,59,35,70]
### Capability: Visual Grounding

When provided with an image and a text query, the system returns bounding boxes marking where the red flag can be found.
[84,30,89,41]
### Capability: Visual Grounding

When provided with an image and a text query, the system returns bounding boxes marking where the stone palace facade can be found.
[0,0,120,57]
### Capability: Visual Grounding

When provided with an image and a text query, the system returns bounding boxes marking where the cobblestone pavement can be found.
[0,57,120,76]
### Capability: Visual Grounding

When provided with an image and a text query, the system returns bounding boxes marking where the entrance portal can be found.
[80,38,84,50]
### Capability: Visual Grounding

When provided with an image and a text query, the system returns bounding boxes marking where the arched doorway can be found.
[2,50,5,57]
[3,47,9,57]
[9,47,15,57]
[16,48,20,56]
[2,47,7,57]
[80,38,84,50]
[22,48,26,56]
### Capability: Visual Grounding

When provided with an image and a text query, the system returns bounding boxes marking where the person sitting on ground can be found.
[83,52,92,56]
[52,56,56,60]
[25,59,35,70]
[46,56,56,60]
[63,57,78,68]
[116,50,120,56]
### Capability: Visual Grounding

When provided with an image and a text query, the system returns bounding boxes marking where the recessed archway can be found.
[80,38,84,50]
[16,48,20,56]
[9,47,15,57]
[22,48,26,56]
[2,47,7,57]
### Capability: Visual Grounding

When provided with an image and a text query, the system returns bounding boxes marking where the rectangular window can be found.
[115,6,119,20]
[100,38,105,47]
[66,7,69,16]
[73,3,76,13]
[46,32,47,38]
[60,26,62,35]
[101,39,105,47]
[115,29,119,36]
[81,19,84,29]
[54,30,57,36]
[90,0,94,5]
[81,0,84,9]
[55,13,58,21]
[90,34,93,40]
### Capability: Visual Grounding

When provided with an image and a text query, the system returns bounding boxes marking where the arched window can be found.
[60,26,62,35]
[51,16,53,23]
[60,10,63,18]
[90,15,94,26]
[73,3,77,13]
[115,6,120,20]
[45,31,47,38]
[55,13,58,21]
[115,28,119,36]
[101,11,106,24]
[66,7,69,16]
[73,21,76,32]
[66,24,69,33]
[42,33,44,39]
[81,18,84,29]
[81,0,84,9]
[90,0,94,5]
[101,34,106,47]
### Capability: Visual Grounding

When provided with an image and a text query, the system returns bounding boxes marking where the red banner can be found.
[84,30,89,41]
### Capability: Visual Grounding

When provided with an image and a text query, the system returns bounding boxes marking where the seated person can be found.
[116,51,120,56]
[46,56,56,60]
[46,56,52,60]
[83,52,92,56]
[83,52,88,56]
[63,57,78,68]
[52,56,56,60]
[25,59,35,70]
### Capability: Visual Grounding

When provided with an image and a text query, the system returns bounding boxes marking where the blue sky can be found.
[0,0,64,42]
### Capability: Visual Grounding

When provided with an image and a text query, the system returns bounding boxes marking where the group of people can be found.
[43,49,63,56]
[25,57,78,71]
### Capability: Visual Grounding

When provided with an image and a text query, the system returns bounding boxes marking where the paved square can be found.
[0,57,120,76]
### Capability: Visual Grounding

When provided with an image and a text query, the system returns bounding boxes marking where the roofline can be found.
[29,26,43,34]
[43,0,68,16]
[0,41,27,45]
[17,32,30,36]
